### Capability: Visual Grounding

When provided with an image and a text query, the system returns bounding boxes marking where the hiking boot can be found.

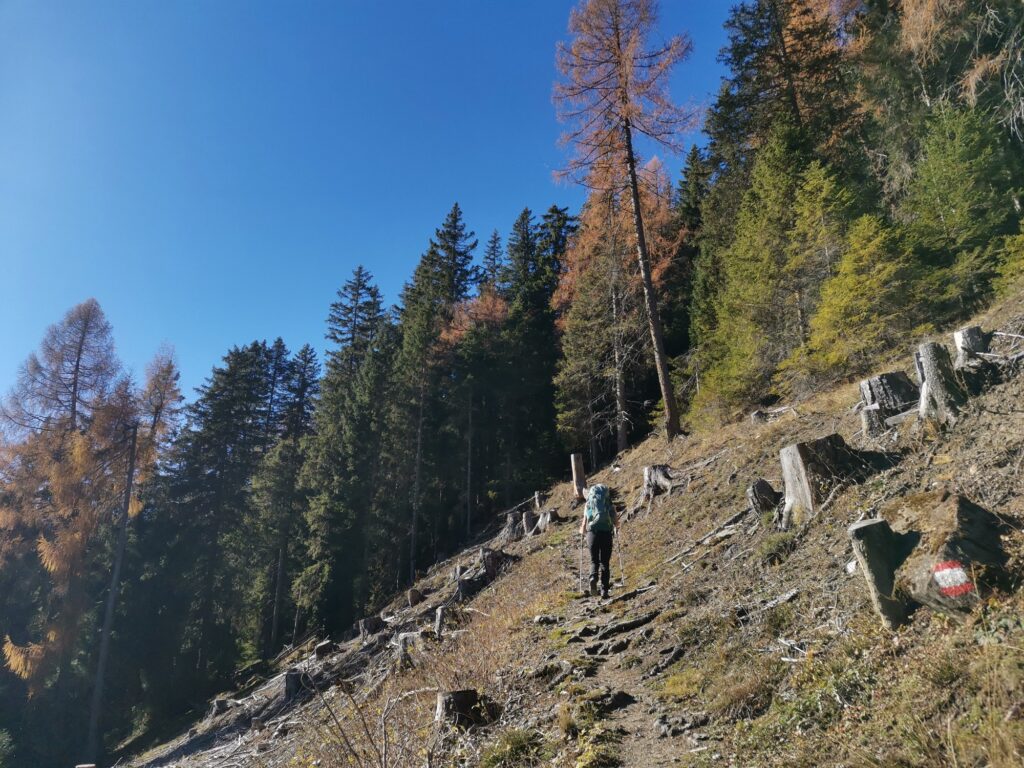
[589,578,598,596]
[601,588,610,599]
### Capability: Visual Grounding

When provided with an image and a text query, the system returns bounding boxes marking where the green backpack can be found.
[585,484,614,532]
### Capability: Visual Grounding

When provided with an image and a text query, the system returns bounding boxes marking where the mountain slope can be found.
[126,290,1024,768]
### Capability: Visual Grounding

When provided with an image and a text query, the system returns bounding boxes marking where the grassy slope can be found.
[131,289,1024,768]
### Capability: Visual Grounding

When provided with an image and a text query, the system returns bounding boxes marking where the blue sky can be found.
[0,1,729,399]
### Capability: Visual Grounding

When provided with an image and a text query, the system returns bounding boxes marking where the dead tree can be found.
[858,371,918,437]
[916,342,967,427]
[571,453,586,500]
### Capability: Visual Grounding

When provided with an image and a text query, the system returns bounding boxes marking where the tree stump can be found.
[953,325,999,394]
[859,371,919,437]
[407,588,424,608]
[779,434,858,529]
[535,508,561,534]
[496,512,524,546]
[916,342,967,427]
[848,519,907,629]
[395,631,422,668]
[478,547,507,580]
[522,509,539,536]
[456,574,487,602]
[358,615,386,641]
[285,668,303,701]
[434,606,446,637]
[642,465,681,500]
[453,565,466,582]
[314,640,336,660]
[746,479,782,518]
[883,490,1007,618]
[434,689,499,728]
[571,453,586,501]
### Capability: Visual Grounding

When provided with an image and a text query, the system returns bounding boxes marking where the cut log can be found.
[859,372,919,437]
[407,588,424,608]
[779,434,859,529]
[883,491,1007,618]
[916,342,967,427]
[746,479,782,518]
[571,453,586,501]
[535,508,561,534]
[358,615,386,641]
[848,519,907,630]
[435,689,498,728]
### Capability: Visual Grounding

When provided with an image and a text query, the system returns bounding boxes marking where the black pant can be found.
[588,530,613,591]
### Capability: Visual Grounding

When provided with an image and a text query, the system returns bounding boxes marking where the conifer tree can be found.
[555,0,696,438]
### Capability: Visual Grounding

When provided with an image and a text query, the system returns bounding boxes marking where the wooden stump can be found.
[883,491,1007,618]
[522,509,539,536]
[358,615,386,640]
[746,479,782,518]
[916,342,967,427]
[395,631,422,668]
[779,434,857,529]
[285,668,303,701]
[571,453,586,501]
[478,547,507,580]
[456,575,487,602]
[859,371,919,437]
[314,640,336,660]
[496,512,524,546]
[435,689,498,728]
[642,465,681,500]
[407,588,424,608]
[535,508,561,534]
[848,519,907,629]
[452,565,466,582]
[434,606,446,637]
[953,325,999,394]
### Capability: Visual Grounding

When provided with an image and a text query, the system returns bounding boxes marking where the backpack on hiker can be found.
[584,484,614,532]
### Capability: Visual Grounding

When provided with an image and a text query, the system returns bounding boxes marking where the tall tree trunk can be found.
[86,423,138,763]
[410,382,425,584]
[622,119,680,438]
[611,283,629,454]
[268,536,287,654]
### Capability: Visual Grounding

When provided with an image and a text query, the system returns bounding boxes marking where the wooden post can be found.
[571,453,586,500]
[534,491,542,510]
[434,606,446,638]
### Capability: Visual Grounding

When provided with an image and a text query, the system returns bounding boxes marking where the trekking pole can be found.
[578,533,584,594]
[616,527,626,587]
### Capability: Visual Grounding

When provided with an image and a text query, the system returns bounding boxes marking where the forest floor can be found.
[125,289,1024,768]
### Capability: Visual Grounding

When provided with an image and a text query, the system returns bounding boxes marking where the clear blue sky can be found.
[0,1,729,400]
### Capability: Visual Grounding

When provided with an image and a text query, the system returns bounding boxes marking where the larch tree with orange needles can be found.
[555,0,696,439]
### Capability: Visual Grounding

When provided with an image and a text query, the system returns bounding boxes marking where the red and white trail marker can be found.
[932,560,975,597]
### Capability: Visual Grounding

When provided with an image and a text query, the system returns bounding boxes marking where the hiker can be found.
[579,484,619,598]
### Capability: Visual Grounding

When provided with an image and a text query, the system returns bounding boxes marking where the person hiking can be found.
[579,483,619,598]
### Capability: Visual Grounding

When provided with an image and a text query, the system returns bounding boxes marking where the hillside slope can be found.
[126,291,1024,768]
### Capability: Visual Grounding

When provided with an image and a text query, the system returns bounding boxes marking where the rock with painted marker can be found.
[883,490,1007,617]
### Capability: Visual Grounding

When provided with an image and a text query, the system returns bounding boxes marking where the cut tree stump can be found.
[434,606,446,637]
[314,640,336,660]
[571,453,586,501]
[284,668,303,701]
[859,371,919,437]
[642,465,682,499]
[883,490,1007,618]
[435,689,499,728]
[953,325,999,393]
[746,479,782,518]
[496,512,524,546]
[358,615,386,641]
[916,342,967,427]
[848,519,907,629]
[522,509,539,536]
[407,588,424,608]
[779,434,861,529]
[478,547,508,580]
[535,508,561,534]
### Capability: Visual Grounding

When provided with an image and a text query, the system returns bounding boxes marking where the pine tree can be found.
[481,230,505,288]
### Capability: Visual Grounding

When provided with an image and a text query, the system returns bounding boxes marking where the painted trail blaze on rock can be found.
[932,560,975,598]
